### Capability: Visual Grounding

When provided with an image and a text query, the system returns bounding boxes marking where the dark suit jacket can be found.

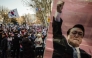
[12,35,20,49]
[22,38,35,58]
[1,37,8,50]
[52,16,63,38]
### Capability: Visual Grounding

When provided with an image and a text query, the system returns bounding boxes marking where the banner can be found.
[43,0,92,58]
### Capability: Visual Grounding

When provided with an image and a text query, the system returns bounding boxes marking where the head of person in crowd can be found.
[21,28,25,32]
[14,30,18,35]
[24,34,29,39]
[37,34,42,38]
[67,24,85,47]
[2,33,7,38]
[22,34,30,43]
[57,1,65,13]
[8,35,11,38]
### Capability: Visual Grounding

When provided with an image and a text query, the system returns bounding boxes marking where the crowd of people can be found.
[0,24,48,58]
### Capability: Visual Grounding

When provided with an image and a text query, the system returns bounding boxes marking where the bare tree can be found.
[0,6,10,24]
[22,0,52,26]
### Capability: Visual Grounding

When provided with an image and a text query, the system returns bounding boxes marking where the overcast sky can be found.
[0,0,36,16]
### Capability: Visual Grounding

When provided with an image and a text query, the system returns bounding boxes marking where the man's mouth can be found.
[74,39,79,41]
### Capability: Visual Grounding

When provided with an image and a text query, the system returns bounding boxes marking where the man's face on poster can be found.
[68,28,84,47]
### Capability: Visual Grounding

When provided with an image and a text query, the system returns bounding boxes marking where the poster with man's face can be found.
[43,0,92,58]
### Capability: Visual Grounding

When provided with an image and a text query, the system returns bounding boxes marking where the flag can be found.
[8,9,19,18]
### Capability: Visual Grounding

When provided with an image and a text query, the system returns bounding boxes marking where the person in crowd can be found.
[7,35,13,55]
[53,22,92,58]
[0,27,3,48]
[21,34,35,58]
[12,31,21,58]
[35,33,43,58]
[1,33,8,58]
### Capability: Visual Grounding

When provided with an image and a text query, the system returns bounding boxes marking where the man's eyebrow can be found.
[72,30,83,33]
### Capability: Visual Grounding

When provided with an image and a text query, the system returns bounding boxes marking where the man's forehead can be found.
[70,28,83,32]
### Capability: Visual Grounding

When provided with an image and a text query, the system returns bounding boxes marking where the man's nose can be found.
[75,33,79,38]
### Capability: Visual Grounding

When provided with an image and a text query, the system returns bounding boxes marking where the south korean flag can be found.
[8,9,19,18]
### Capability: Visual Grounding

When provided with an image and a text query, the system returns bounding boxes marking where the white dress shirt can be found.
[75,47,81,58]
[54,12,61,22]
[67,41,81,58]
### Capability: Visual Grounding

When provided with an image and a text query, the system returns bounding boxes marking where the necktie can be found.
[73,48,78,58]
